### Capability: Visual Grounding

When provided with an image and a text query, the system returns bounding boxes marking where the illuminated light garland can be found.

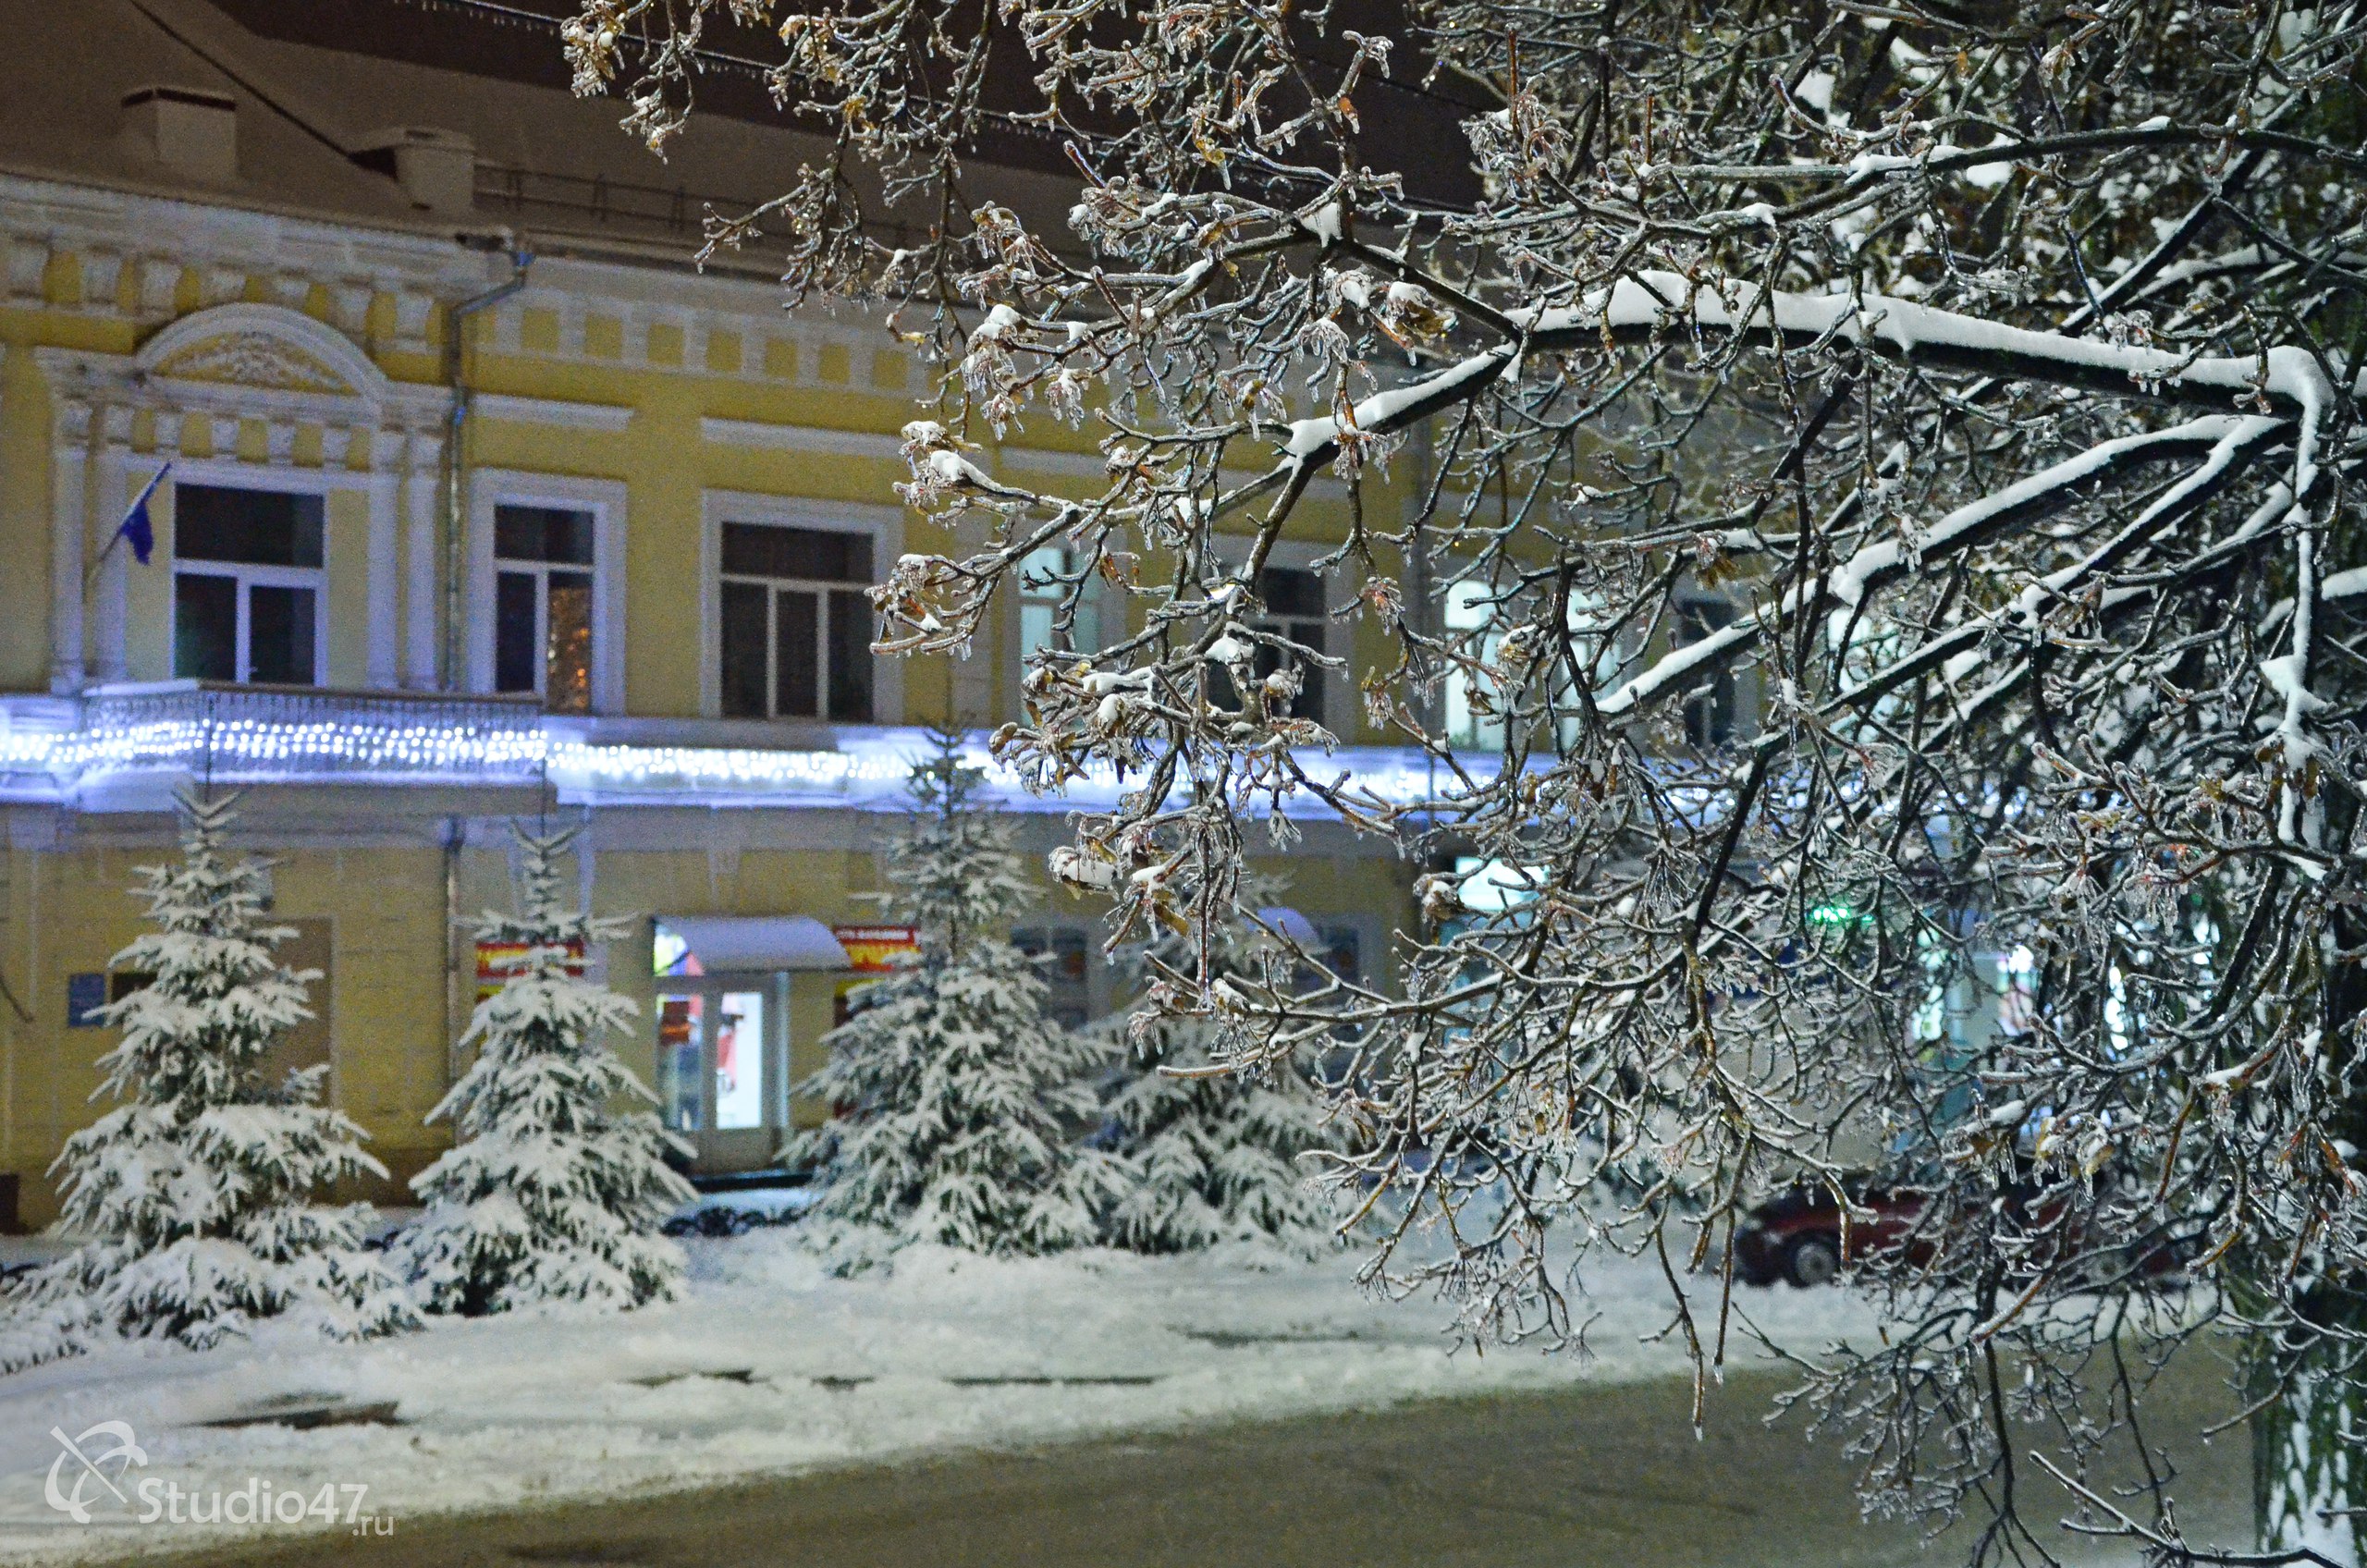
[0,692,1481,815]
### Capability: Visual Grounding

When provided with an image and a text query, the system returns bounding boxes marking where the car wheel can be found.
[1785,1233,1841,1288]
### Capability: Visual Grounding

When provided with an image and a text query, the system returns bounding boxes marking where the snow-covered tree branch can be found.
[570,0,2367,1557]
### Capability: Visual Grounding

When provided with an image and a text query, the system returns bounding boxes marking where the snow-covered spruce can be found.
[0,793,411,1372]
[394,828,693,1315]
[1096,879,1334,1254]
[784,729,1120,1256]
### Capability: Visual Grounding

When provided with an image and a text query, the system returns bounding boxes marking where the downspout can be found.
[438,245,531,1085]
[441,246,533,694]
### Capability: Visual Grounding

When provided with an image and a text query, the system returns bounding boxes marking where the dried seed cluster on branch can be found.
[569,1,2366,1560]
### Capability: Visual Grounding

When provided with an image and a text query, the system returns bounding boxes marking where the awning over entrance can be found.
[1256,906,1320,946]
[656,915,851,973]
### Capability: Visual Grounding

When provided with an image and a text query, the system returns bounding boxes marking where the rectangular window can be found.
[828,591,872,720]
[247,584,316,686]
[1257,568,1327,727]
[1677,599,1739,749]
[714,988,767,1131]
[492,504,596,713]
[1017,546,1102,673]
[177,484,325,568]
[1211,566,1328,727]
[719,581,769,718]
[174,572,238,681]
[172,484,325,686]
[717,521,876,721]
[775,590,818,717]
[1442,578,1505,749]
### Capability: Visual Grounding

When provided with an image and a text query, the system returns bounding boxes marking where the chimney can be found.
[122,87,239,184]
[355,128,476,216]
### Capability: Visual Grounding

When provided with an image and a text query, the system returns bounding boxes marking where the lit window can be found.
[713,988,767,1131]
[718,523,875,721]
[173,484,325,687]
[1998,945,2040,1037]
[1442,579,1505,748]
[493,505,595,713]
[1445,581,1627,749]
[1018,546,1100,670]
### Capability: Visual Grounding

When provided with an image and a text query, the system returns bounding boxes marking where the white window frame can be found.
[1205,535,1349,736]
[169,478,331,688]
[1441,576,1630,751]
[699,490,901,725]
[1012,543,1108,690]
[95,453,386,691]
[717,555,870,722]
[468,472,626,713]
[173,560,330,686]
[489,507,599,710]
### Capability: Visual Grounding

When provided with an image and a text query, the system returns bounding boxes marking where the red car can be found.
[1733,1176,2191,1288]
[1733,1181,1923,1287]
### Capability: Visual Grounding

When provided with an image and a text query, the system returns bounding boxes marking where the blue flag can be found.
[117,465,166,566]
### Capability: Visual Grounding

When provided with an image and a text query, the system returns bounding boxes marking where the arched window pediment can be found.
[134,302,388,403]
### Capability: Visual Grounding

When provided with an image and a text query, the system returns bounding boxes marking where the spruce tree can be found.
[784,729,1119,1256]
[1097,877,1334,1253]
[0,793,411,1371]
[394,827,694,1315]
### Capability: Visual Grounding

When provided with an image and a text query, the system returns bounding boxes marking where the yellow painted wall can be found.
[0,823,1412,1228]
[0,222,1428,1230]
[4,239,1431,747]
[126,482,174,681]
[0,347,55,692]
[325,489,373,688]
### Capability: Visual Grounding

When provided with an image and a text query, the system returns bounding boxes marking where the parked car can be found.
[1734,1173,2194,1288]
[1734,1179,1926,1287]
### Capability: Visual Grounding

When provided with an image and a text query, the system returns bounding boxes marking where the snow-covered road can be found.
[0,1231,1883,1562]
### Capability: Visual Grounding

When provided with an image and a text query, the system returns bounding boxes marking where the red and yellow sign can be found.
[475,938,586,1000]
[832,925,917,974]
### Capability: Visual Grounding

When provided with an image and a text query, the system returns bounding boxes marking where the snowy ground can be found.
[0,1226,1882,1563]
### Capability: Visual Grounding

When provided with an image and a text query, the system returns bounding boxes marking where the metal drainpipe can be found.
[437,246,531,1080]
[441,247,533,694]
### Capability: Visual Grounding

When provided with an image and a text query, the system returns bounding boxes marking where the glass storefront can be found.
[713,988,767,1131]
[652,915,853,1172]
[656,991,705,1133]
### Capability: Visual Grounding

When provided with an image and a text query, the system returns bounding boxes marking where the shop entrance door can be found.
[654,972,788,1172]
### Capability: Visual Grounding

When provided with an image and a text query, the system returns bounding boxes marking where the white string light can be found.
[0,692,1469,815]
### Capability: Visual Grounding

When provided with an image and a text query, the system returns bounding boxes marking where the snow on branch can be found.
[573,0,2367,1551]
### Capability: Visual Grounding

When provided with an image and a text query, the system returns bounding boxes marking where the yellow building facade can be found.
[0,1,1425,1226]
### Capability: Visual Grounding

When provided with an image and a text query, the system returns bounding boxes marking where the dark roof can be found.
[0,0,1482,274]
[0,0,1079,274]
